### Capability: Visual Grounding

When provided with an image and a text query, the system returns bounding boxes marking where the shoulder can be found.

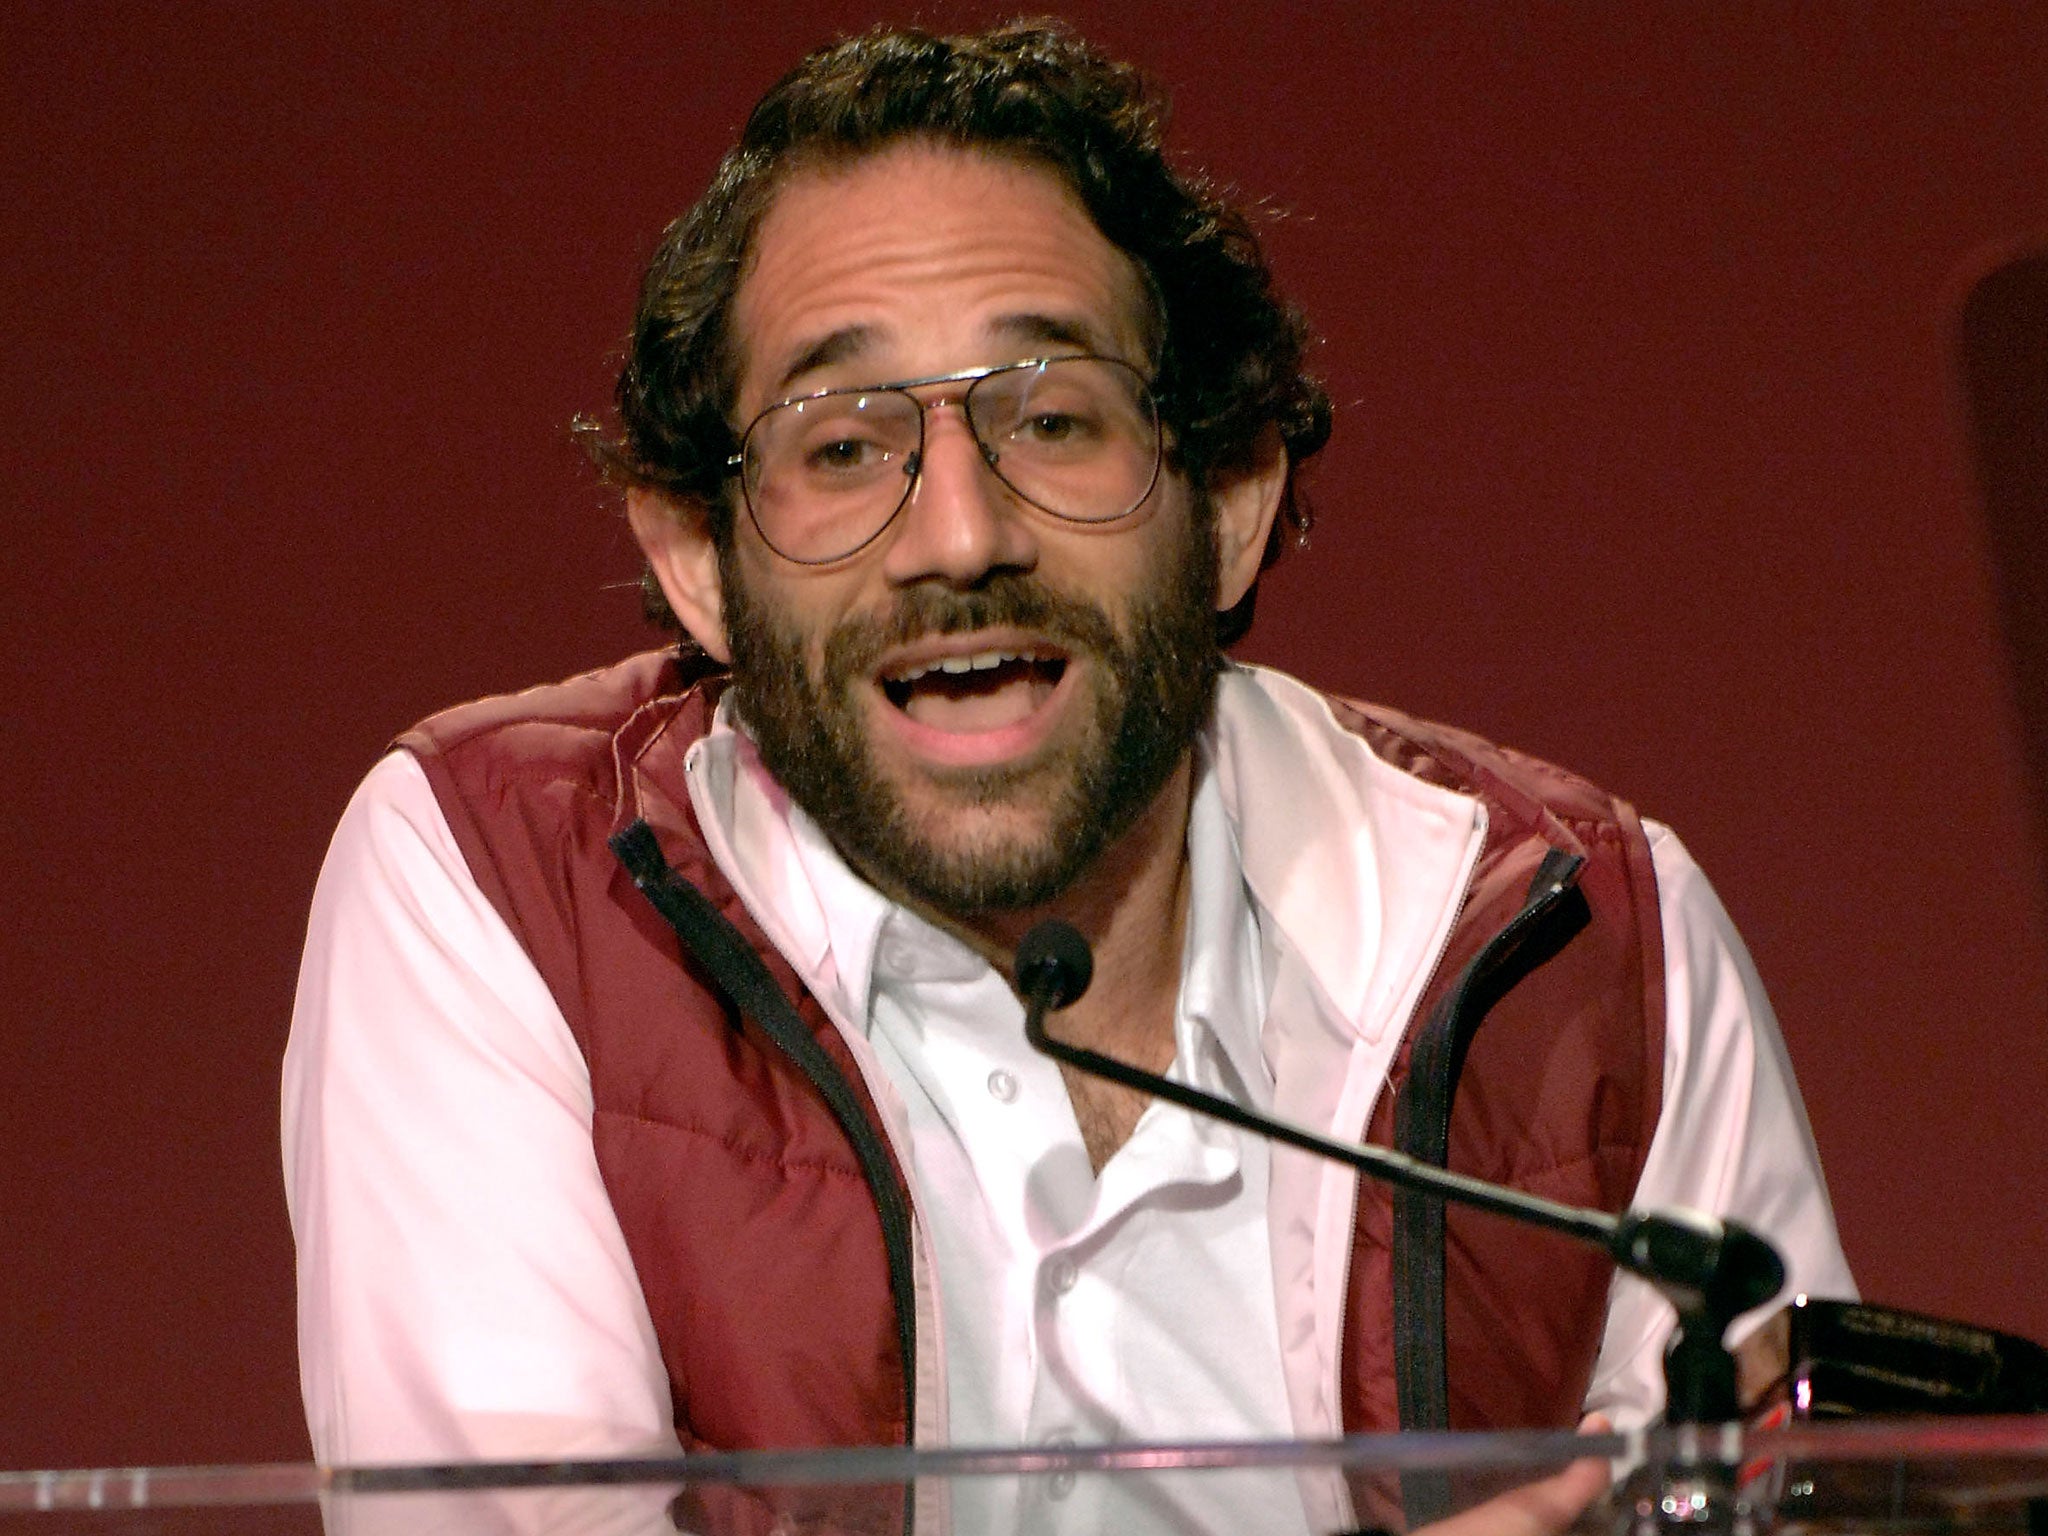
[386,649,728,923]
[398,649,721,791]
[1224,662,1643,838]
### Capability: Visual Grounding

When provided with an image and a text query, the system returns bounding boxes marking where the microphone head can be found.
[1616,1208,1787,1321]
[1014,920,1094,1011]
[1718,1220,1788,1314]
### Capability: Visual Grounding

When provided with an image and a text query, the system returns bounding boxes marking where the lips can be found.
[879,647,1064,725]
[870,636,1073,760]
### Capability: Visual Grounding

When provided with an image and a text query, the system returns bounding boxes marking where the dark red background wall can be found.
[5,1,2045,1469]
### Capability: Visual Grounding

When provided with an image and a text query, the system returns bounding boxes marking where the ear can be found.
[627,489,731,664]
[1208,423,1290,613]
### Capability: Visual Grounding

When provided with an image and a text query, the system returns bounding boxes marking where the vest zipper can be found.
[1385,846,1587,1524]
[1316,805,1481,1431]
[610,821,920,1453]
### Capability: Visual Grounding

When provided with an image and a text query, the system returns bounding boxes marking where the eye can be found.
[790,425,900,483]
[1021,409,1091,442]
[1009,404,1110,462]
[808,435,882,470]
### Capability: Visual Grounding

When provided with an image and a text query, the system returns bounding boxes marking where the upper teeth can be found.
[892,650,1032,683]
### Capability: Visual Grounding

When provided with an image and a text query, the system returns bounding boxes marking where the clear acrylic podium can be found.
[5,1418,2046,1535]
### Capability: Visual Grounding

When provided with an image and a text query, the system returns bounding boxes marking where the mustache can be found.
[820,575,1122,680]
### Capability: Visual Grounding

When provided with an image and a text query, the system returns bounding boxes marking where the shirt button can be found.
[986,1068,1018,1103]
[1045,1257,1079,1296]
[878,938,920,977]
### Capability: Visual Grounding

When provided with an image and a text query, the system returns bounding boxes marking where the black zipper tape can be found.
[609,820,919,1451]
[1391,847,1588,1524]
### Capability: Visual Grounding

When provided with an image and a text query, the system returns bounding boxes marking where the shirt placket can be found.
[1017,1057,1246,1531]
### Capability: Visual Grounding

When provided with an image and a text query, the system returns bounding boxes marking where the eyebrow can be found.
[990,312,1118,356]
[763,311,1133,402]
[768,326,874,398]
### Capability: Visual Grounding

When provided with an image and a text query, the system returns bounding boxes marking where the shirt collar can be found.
[1178,743,1273,1105]
[683,657,1495,1085]
[1203,663,1484,1043]
[684,692,1270,1095]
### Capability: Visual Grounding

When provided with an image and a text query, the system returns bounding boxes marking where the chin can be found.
[874,797,1073,911]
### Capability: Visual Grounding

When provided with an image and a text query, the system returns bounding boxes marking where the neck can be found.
[869,755,1196,1041]
[969,754,1196,1065]
[880,754,1196,1171]
[999,761,1196,999]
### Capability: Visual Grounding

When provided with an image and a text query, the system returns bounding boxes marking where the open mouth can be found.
[878,648,1069,734]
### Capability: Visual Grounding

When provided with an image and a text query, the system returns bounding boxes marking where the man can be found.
[283,21,1853,1533]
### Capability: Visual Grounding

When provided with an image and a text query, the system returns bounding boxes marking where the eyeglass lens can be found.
[740,357,1160,563]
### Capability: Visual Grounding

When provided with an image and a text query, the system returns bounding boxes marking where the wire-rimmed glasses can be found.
[725,355,1163,565]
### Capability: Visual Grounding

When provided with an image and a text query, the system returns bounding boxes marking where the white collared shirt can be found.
[710,716,1301,1532]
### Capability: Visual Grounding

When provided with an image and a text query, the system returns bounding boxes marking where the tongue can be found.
[896,662,1054,733]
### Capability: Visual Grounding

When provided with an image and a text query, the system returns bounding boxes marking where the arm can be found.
[1584,823,1857,1428]
[282,752,676,1465]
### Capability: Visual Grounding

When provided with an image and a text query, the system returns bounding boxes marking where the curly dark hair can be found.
[584,19,1332,647]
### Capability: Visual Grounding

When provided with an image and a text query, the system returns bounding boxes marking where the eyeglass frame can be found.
[721,353,1168,566]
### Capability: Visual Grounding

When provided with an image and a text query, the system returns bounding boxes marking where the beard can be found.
[719,516,1222,917]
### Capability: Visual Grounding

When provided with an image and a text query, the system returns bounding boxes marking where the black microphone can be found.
[1615,1208,1786,1321]
[1014,918,1093,1015]
[1012,917,1784,1429]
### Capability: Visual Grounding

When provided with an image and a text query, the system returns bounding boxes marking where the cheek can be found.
[1049,500,1184,579]
[728,541,822,630]
[740,560,881,676]
[1092,502,1208,607]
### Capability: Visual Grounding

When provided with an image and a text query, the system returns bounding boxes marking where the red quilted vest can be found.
[398,650,1664,1458]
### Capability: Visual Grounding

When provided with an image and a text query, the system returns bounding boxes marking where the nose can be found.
[877,403,1038,587]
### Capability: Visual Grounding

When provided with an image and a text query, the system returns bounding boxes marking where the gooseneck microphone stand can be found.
[1015,919,1784,1534]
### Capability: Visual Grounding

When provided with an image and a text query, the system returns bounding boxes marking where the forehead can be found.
[730,142,1156,412]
